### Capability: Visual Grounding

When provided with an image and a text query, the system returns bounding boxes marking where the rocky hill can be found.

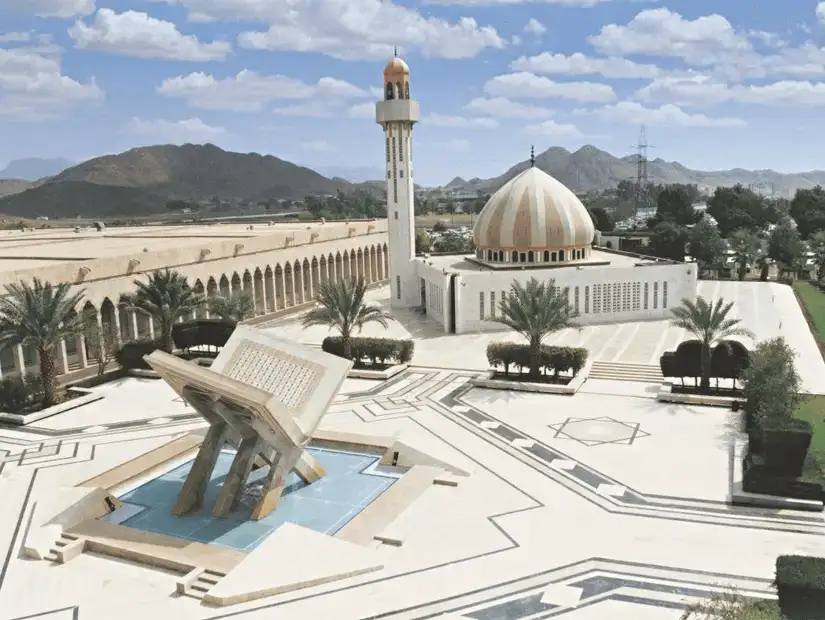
[448,145,825,197]
[0,144,353,218]
[0,179,38,197]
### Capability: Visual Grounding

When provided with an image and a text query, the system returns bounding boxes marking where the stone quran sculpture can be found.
[145,325,353,520]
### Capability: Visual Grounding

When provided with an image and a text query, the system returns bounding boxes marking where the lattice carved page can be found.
[222,340,324,412]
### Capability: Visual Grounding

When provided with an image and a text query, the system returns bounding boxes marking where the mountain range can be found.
[2,143,825,219]
[446,145,825,198]
[0,144,353,219]
[0,158,75,181]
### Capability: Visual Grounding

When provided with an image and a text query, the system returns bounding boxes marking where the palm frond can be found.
[0,278,86,350]
[302,276,394,338]
[491,277,578,345]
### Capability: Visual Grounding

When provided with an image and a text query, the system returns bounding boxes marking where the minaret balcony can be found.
[376,99,420,125]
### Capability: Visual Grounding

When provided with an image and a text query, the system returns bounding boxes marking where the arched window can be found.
[528,251,534,262]
[404,82,410,99]
[498,250,504,262]
[487,249,492,261]
[559,249,566,261]
[395,82,402,98]
[385,82,394,100]
[512,250,518,262]
[544,250,550,262]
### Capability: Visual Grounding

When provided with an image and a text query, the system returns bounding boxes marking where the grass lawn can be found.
[791,282,825,484]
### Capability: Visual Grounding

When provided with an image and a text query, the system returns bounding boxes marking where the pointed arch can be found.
[335,252,343,283]
[231,272,242,295]
[284,262,295,306]
[319,255,328,286]
[219,275,230,298]
[193,280,206,319]
[342,250,351,281]
[303,258,312,301]
[275,263,286,310]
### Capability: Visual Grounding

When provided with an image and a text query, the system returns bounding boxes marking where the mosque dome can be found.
[384,57,410,78]
[472,165,595,266]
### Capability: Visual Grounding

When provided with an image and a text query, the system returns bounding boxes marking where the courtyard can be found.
[0,281,824,619]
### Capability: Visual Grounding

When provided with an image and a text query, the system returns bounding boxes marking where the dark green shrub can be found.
[763,418,813,478]
[711,340,750,381]
[486,342,588,378]
[321,336,414,367]
[775,555,825,619]
[742,451,824,502]
[172,319,235,351]
[116,340,160,370]
[0,375,44,413]
[674,340,702,383]
[659,352,678,378]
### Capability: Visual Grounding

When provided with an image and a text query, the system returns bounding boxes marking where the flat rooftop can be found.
[422,249,664,273]
[0,221,361,273]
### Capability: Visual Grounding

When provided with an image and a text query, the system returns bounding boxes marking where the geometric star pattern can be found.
[548,416,651,447]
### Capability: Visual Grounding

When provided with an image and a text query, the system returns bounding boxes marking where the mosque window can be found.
[520,252,526,262]
[394,211,398,219]
[396,81,402,98]
[479,292,485,320]
[512,250,518,262]
[498,251,503,262]
[528,251,534,262]
[653,282,659,309]
[385,82,394,100]
[603,284,611,313]
[559,250,565,261]
[644,282,649,310]
[584,286,590,313]
[574,287,580,313]
[613,283,621,313]
[404,82,410,99]
[386,138,390,162]
[399,170,404,178]
[632,282,641,311]
[593,284,601,314]
[663,281,668,308]
[399,133,404,161]
[622,283,630,312]
[544,251,549,262]
[551,252,557,262]
[387,171,391,179]
[396,276,401,299]
[490,292,496,318]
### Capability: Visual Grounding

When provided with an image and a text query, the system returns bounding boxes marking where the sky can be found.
[1,1,825,186]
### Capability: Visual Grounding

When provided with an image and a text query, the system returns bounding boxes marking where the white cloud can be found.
[589,8,752,66]
[68,9,230,61]
[636,75,825,107]
[0,32,32,43]
[273,103,336,118]
[0,46,102,121]
[425,113,498,128]
[302,140,335,152]
[153,0,504,61]
[348,102,375,118]
[524,18,546,36]
[577,101,746,128]
[484,72,616,102]
[511,52,665,79]
[125,117,227,142]
[158,70,370,112]
[524,119,582,138]
[424,0,606,5]
[0,0,94,18]
[464,97,553,118]
[818,2,825,23]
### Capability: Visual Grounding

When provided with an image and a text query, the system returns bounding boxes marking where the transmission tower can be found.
[630,126,654,229]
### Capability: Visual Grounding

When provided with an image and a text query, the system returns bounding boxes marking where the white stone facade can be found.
[414,254,697,334]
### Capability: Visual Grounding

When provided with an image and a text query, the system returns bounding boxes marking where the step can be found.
[591,362,662,371]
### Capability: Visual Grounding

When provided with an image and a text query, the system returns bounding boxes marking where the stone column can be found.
[13,344,26,378]
[56,340,69,375]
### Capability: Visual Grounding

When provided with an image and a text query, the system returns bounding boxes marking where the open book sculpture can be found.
[145,325,353,520]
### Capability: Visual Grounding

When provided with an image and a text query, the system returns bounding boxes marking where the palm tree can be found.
[669,296,754,391]
[119,269,205,353]
[728,229,763,281]
[0,279,86,407]
[302,276,393,359]
[492,278,579,379]
[207,292,255,324]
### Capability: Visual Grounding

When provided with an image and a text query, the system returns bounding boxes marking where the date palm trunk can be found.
[38,345,61,408]
[700,343,712,392]
[529,337,541,379]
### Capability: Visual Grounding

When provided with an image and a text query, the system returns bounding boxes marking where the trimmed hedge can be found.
[775,555,825,619]
[321,336,414,366]
[763,418,813,478]
[659,339,750,384]
[172,318,235,352]
[115,340,160,370]
[486,342,588,377]
[742,451,824,502]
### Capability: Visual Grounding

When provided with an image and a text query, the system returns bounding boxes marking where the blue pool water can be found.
[101,447,397,552]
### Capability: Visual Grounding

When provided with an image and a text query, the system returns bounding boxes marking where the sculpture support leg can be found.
[212,435,259,517]
[173,421,228,516]
[250,446,301,520]
[294,450,325,483]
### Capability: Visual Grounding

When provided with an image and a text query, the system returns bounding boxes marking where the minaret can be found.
[376,52,420,309]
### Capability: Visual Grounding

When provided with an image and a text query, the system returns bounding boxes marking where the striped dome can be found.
[473,167,594,251]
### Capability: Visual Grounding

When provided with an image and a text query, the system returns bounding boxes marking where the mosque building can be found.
[375,55,698,335]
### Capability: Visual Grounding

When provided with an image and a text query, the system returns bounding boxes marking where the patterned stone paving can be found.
[0,368,823,620]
